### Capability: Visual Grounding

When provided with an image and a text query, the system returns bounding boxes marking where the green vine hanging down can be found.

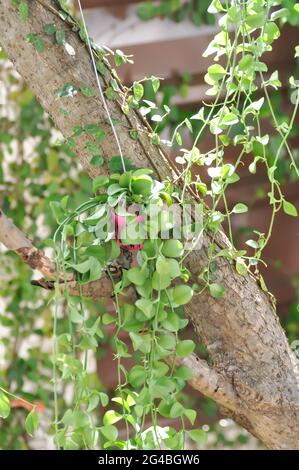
[0,0,298,450]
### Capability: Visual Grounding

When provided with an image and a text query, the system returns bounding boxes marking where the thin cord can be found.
[77,0,126,173]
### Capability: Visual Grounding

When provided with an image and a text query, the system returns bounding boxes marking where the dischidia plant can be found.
[0,0,298,450]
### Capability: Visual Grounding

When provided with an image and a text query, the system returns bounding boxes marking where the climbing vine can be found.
[1,0,299,450]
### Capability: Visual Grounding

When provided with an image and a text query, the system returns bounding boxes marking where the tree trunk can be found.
[0,0,298,449]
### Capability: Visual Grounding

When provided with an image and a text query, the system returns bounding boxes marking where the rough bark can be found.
[0,0,298,449]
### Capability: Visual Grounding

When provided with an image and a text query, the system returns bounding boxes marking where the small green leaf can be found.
[127,267,147,286]
[108,156,136,173]
[128,366,147,387]
[283,200,298,217]
[55,82,78,98]
[151,76,160,93]
[90,155,104,167]
[27,33,45,53]
[174,365,193,380]
[133,82,144,101]
[209,283,225,299]
[92,175,109,192]
[152,271,172,290]
[55,29,65,46]
[172,285,193,306]
[184,409,197,425]
[232,203,248,214]
[135,298,154,319]
[87,394,100,412]
[43,23,57,35]
[0,391,10,418]
[176,339,195,357]
[246,239,259,249]
[25,410,39,437]
[236,258,248,276]
[129,332,151,354]
[19,1,28,22]
[161,240,184,258]
[207,64,226,81]
[100,424,118,442]
[131,174,153,197]
[80,85,95,97]
[103,409,122,425]
[188,429,208,445]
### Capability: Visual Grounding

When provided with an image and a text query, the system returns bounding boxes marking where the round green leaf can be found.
[176,339,195,357]
[161,240,184,258]
[172,285,193,306]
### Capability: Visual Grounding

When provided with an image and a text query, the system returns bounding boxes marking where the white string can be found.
[77,0,126,173]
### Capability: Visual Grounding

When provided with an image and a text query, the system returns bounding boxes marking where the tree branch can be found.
[0,209,131,300]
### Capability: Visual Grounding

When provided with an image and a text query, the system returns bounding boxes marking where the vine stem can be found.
[76,0,126,173]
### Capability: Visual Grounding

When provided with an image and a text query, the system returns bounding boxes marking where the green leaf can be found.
[90,155,104,167]
[176,339,195,357]
[169,402,184,419]
[207,64,226,82]
[184,409,197,425]
[133,82,144,101]
[69,259,92,274]
[162,312,180,332]
[87,394,100,412]
[70,307,84,324]
[188,429,208,445]
[108,156,136,173]
[19,1,28,22]
[79,334,97,350]
[131,174,153,197]
[238,54,253,71]
[135,298,154,319]
[151,76,160,93]
[263,22,280,45]
[25,410,39,437]
[161,239,184,258]
[103,410,122,425]
[152,271,172,290]
[92,175,109,192]
[174,365,193,380]
[283,200,298,217]
[55,82,78,98]
[127,267,147,286]
[128,366,147,387]
[43,23,56,35]
[246,239,259,249]
[27,33,45,53]
[55,29,65,46]
[80,85,95,97]
[100,424,118,442]
[209,283,225,299]
[246,12,265,29]
[236,258,248,276]
[222,113,239,126]
[102,313,115,325]
[99,392,109,407]
[129,332,151,354]
[158,334,176,351]
[172,285,193,306]
[232,203,248,214]
[0,391,10,418]
[296,46,299,59]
